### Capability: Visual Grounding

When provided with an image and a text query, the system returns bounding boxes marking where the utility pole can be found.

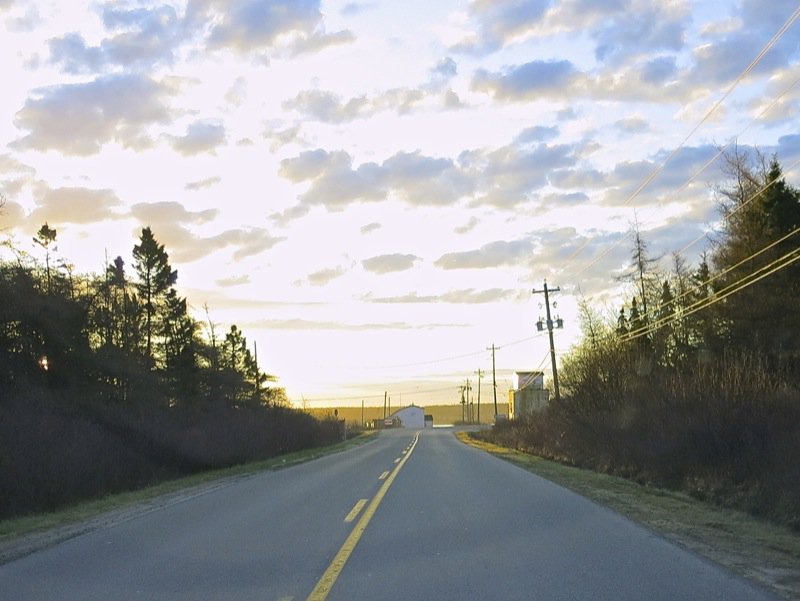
[533,280,563,401]
[487,344,498,417]
[474,369,483,424]
[464,378,472,423]
[361,400,364,427]
[459,385,466,422]
[383,390,387,420]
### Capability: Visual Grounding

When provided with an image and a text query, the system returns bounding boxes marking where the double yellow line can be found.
[306,432,420,601]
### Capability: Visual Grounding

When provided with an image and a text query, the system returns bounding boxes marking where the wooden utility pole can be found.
[487,344,498,417]
[383,390,387,419]
[465,379,472,422]
[533,281,562,401]
[474,369,484,423]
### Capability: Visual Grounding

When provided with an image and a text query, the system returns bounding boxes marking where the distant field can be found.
[304,403,502,426]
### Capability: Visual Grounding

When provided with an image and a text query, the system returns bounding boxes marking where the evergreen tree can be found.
[712,152,800,361]
[32,223,57,295]
[132,227,177,364]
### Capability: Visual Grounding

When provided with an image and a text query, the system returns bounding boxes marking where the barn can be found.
[387,405,426,429]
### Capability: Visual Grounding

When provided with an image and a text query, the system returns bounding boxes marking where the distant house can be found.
[387,405,425,429]
[508,371,549,419]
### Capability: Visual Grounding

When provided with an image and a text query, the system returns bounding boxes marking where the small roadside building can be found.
[387,405,426,429]
[508,371,549,419]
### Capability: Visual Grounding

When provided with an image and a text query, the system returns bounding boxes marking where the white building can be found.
[387,405,425,429]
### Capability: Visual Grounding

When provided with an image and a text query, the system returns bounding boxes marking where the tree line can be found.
[486,151,800,529]
[0,221,340,519]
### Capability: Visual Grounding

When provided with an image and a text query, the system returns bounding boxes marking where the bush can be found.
[482,353,800,529]
[0,385,342,520]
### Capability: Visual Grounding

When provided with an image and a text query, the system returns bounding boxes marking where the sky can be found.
[1,0,799,409]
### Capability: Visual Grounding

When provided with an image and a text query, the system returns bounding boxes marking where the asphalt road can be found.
[0,429,781,601]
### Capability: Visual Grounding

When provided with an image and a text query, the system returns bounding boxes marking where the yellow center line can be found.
[344,499,369,523]
[306,432,420,601]
[378,470,390,480]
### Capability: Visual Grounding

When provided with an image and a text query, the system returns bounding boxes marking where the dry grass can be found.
[458,431,800,601]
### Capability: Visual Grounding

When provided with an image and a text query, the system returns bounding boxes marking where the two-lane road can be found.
[0,429,780,600]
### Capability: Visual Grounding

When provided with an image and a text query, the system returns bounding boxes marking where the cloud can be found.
[434,238,533,270]
[263,124,304,150]
[225,77,248,106]
[640,56,678,84]
[216,274,250,287]
[360,222,381,234]
[29,186,123,225]
[431,56,458,81]
[362,253,420,274]
[130,214,284,263]
[455,216,478,234]
[6,4,40,32]
[341,2,377,16]
[192,0,352,58]
[614,116,649,133]
[185,176,222,191]
[0,198,27,229]
[209,228,285,261]
[167,120,226,156]
[471,60,579,101]
[277,134,579,219]
[306,265,347,286]
[591,5,687,63]
[515,125,559,144]
[284,56,465,124]
[366,287,516,304]
[452,0,550,54]
[13,74,174,155]
[130,201,218,226]
[383,151,472,205]
[244,318,453,331]
[278,148,474,216]
[48,5,182,73]
[203,0,322,51]
[464,142,576,207]
[280,149,385,208]
[288,29,355,56]
[282,90,369,123]
[270,203,311,226]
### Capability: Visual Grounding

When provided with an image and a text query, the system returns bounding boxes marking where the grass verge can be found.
[0,431,377,563]
[457,431,800,601]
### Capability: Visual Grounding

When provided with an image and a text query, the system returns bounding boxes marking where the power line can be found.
[564,83,800,284]
[558,5,800,274]
[672,156,800,258]
[620,242,800,344]
[620,223,800,341]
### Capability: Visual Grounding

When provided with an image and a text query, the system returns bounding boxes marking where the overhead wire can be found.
[610,181,800,335]
[619,236,800,344]
[563,75,800,283]
[672,155,800,258]
[297,7,800,400]
[558,5,800,276]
